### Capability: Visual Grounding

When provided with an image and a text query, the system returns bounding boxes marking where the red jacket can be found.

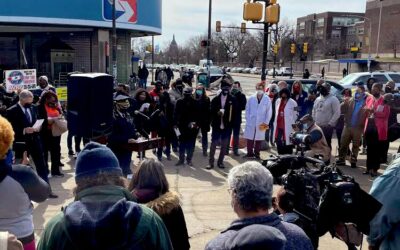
[364,95,390,141]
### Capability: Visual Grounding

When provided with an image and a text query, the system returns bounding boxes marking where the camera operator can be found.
[295,114,331,163]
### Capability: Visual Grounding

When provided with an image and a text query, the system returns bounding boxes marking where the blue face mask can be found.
[196,90,203,96]
[355,92,364,100]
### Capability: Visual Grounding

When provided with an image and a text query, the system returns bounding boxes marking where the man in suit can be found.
[207,80,237,169]
[6,90,57,198]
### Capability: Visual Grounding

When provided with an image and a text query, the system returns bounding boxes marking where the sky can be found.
[150,0,367,49]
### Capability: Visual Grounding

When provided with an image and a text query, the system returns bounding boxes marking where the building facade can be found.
[0,0,162,84]
[296,12,364,60]
[363,0,400,58]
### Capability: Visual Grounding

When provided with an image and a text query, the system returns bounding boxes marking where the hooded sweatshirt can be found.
[37,185,172,250]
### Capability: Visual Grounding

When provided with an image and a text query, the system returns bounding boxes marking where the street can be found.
[31,74,397,250]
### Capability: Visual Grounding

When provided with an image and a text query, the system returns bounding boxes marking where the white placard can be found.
[5,69,37,92]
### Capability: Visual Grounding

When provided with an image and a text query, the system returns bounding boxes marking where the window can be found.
[317,18,325,27]
[299,22,305,30]
[357,28,364,35]
[373,74,390,84]
[332,17,361,27]
[356,75,373,85]
[389,74,400,83]
[331,30,341,39]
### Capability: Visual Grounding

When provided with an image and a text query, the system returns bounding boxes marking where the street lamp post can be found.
[347,15,372,72]
[376,0,384,58]
[112,0,118,82]
[207,0,212,88]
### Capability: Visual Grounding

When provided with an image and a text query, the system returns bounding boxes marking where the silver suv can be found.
[339,71,400,89]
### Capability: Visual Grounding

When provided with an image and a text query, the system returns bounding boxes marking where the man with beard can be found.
[312,82,341,149]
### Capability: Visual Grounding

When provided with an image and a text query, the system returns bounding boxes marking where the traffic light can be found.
[200,40,209,48]
[290,43,296,54]
[273,44,279,55]
[265,4,280,24]
[243,1,263,21]
[303,42,308,54]
[241,23,247,34]
[216,21,222,32]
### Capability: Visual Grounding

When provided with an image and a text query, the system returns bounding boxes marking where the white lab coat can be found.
[273,98,298,145]
[244,93,272,141]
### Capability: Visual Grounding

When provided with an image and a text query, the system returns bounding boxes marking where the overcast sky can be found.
[151,0,367,48]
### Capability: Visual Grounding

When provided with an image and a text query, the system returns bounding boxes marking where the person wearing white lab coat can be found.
[273,88,298,155]
[243,83,272,159]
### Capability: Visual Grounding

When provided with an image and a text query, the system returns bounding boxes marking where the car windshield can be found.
[209,67,223,74]
[339,73,361,85]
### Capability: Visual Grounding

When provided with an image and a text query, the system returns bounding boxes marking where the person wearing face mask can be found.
[364,83,390,177]
[229,81,247,156]
[194,85,211,157]
[291,81,308,119]
[38,91,64,178]
[336,82,369,168]
[108,93,138,176]
[312,83,340,150]
[133,89,154,158]
[266,84,279,148]
[273,88,298,155]
[169,79,186,106]
[299,115,331,163]
[243,82,272,159]
[38,76,56,97]
[174,87,200,166]
[6,90,58,198]
[149,80,164,103]
[207,80,237,169]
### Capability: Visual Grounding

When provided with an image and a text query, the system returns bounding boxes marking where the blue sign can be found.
[0,0,161,34]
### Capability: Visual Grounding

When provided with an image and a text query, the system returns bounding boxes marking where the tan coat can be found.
[305,124,331,161]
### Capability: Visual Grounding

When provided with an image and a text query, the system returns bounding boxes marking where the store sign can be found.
[56,87,68,102]
[5,69,37,92]
[0,0,161,34]
[103,0,137,23]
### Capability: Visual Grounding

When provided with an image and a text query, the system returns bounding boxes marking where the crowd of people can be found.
[0,72,400,249]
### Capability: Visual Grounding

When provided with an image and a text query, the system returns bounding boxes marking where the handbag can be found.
[51,117,68,136]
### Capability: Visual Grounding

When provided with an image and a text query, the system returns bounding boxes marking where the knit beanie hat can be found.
[75,142,122,181]
[0,116,14,159]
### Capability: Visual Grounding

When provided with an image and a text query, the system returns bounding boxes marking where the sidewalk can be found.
[33,134,396,249]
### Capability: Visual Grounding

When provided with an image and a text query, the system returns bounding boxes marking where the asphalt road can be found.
[32,74,396,250]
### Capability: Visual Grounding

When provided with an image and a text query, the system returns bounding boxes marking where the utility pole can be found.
[376,0,384,57]
[152,35,155,82]
[207,0,212,88]
[261,21,269,82]
[112,0,117,82]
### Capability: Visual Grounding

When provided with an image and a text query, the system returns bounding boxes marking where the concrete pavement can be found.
[32,131,397,249]
[32,74,395,249]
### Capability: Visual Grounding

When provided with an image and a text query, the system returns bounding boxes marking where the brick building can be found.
[363,0,400,58]
[296,12,364,60]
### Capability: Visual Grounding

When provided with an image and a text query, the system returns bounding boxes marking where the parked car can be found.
[267,68,280,76]
[279,67,293,76]
[242,68,251,74]
[236,67,244,73]
[271,79,345,101]
[250,67,262,74]
[339,71,400,90]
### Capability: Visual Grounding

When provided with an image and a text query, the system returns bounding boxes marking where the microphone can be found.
[134,110,150,120]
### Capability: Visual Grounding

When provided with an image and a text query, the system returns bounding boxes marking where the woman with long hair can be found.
[129,159,190,250]
[38,91,63,177]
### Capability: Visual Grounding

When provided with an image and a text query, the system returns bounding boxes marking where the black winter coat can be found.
[133,190,190,250]
[210,94,237,130]
[233,91,247,126]
[174,97,199,140]
[195,97,211,131]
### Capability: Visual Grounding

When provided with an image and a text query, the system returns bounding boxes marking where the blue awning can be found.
[337,59,376,64]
